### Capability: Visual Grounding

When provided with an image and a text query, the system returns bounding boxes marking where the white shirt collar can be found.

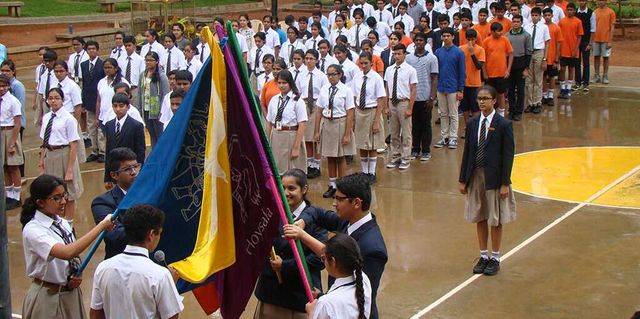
[34,210,56,228]
[118,185,128,195]
[577,7,589,13]
[291,201,307,220]
[328,275,356,293]
[116,113,129,126]
[480,109,496,126]
[347,212,372,235]
[123,245,150,257]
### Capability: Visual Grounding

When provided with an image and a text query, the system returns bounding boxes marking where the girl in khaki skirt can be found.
[21,175,114,319]
[314,64,356,198]
[266,70,308,175]
[38,88,84,223]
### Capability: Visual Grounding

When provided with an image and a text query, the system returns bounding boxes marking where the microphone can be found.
[154,250,169,268]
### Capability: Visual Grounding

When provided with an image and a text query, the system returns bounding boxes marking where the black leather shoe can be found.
[96,154,105,163]
[512,114,522,121]
[369,174,377,184]
[86,154,99,162]
[524,105,533,113]
[307,167,321,179]
[532,104,542,114]
[322,186,336,198]
[483,258,501,276]
[473,258,489,274]
[6,198,21,210]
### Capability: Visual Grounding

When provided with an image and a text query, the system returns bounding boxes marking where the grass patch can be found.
[12,0,255,18]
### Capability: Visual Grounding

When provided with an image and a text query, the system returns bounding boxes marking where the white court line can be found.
[12,314,21,318]
[411,163,640,318]
[23,168,105,183]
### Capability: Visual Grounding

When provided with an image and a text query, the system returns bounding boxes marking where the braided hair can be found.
[324,233,366,319]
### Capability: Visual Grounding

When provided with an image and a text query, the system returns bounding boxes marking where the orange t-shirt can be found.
[400,35,414,48]
[490,17,512,33]
[546,22,564,63]
[594,7,616,42]
[555,0,569,16]
[472,23,492,41]
[459,28,484,47]
[482,35,513,78]
[356,55,385,76]
[460,44,486,87]
[260,79,281,111]
[558,16,584,58]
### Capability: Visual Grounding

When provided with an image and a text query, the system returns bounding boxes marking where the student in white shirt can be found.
[195,40,211,64]
[90,204,183,319]
[330,14,349,46]
[238,13,257,51]
[328,0,343,26]
[290,50,307,83]
[333,44,359,84]
[438,0,457,23]
[160,34,186,76]
[374,0,395,26]
[393,2,416,34]
[367,16,392,48]
[97,58,130,133]
[249,32,275,92]
[367,31,385,56]
[257,54,276,95]
[544,0,564,23]
[317,40,339,74]
[118,36,145,92]
[112,83,145,126]
[34,47,50,122]
[230,19,249,63]
[314,64,356,198]
[281,26,307,67]
[0,75,24,206]
[160,70,191,130]
[305,233,372,319]
[110,31,126,60]
[306,22,326,52]
[354,0,376,18]
[21,174,114,319]
[52,61,83,122]
[349,9,371,53]
[262,15,281,57]
[139,29,166,62]
[183,42,203,80]
[67,36,89,84]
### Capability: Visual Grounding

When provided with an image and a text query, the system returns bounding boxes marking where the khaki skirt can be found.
[304,102,319,142]
[319,117,355,158]
[465,168,517,226]
[270,129,307,175]
[1,128,24,166]
[355,107,385,151]
[44,147,84,201]
[253,300,306,319]
[22,281,86,319]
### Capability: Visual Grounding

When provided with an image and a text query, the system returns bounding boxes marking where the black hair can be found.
[71,36,86,46]
[254,32,267,41]
[460,11,472,20]
[85,40,100,50]
[145,52,161,83]
[318,39,331,49]
[392,43,407,53]
[366,16,377,29]
[108,147,138,173]
[114,30,125,38]
[310,21,325,38]
[336,35,349,45]
[566,2,576,9]
[426,0,434,4]
[336,13,347,23]
[323,233,366,319]
[333,44,348,55]
[263,15,273,23]
[283,168,309,202]
[465,28,478,39]
[146,28,159,41]
[170,89,185,100]
[358,51,373,63]
[511,14,523,22]
[20,175,66,228]
[53,60,69,71]
[112,92,130,106]
[336,173,372,210]
[1,59,16,76]
[103,58,123,84]
[453,12,461,19]
[167,70,178,78]
[360,39,373,49]
[122,204,165,245]
[262,53,275,64]
[38,46,50,52]
[531,7,542,15]
[287,26,299,39]
[305,49,320,60]
[172,23,184,32]
[542,7,553,15]
[353,8,365,18]
[163,33,176,43]
[285,15,295,25]
[495,2,505,11]
[174,70,193,83]
[390,31,404,42]
[327,63,345,83]
[47,87,64,100]
[437,14,450,23]
[394,21,406,33]
[113,82,131,97]
[239,13,252,28]
[274,57,288,70]
[420,14,431,25]
[398,1,408,8]
[413,32,427,41]
[441,27,456,36]
[490,21,503,32]
[479,8,489,15]
[123,35,136,45]
[292,49,306,60]
[478,84,498,99]
[368,30,380,42]
[185,42,199,55]
[276,70,301,100]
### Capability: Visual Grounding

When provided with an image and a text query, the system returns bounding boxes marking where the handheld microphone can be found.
[154,250,169,268]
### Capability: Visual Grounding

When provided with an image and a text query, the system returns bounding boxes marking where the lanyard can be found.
[122,251,149,258]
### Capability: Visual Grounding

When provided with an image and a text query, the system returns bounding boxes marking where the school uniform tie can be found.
[125,57,132,83]
[391,65,400,105]
[264,74,269,86]
[289,44,295,64]
[355,24,361,53]
[200,43,206,62]
[320,58,326,72]
[306,72,314,113]
[117,48,122,59]
[359,75,367,109]
[475,118,487,167]
[45,70,52,96]
[166,49,172,76]
[531,23,537,48]
[312,39,317,51]
[294,69,300,82]
[89,62,94,79]
[74,54,80,78]
[39,65,46,78]
[52,218,82,273]
[328,85,337,119]
[275,95,290,123]
[380,11,383,21]
[42,113,56,147]
[255,48,262,75]
[115,121,121,141]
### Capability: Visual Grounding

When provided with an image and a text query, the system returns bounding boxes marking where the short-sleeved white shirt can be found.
[185,58,203,80]
[330,28,349,46]
[40,108,80,145]
[348,23,371,49]
[350,70,386,108]
[90,245,184,319]
[67,50,89,80]
[266,91,308,127]
[318,82,355,118]
[0,92,22,126]
[57,77,82,113]
[384,62,419,100]
[373,22,392,48]
[374,9,395,27]
[338,59,359,84]
[97,77,131,122]
[38,69,58,96]
[297,68,330,101]
[264,28,281,50]
[249,46,275,75]
[235,32,249,54]
[159,91,174,126]
[140,41,166,62]
[279,40,307,66]
[195,42,211,63]
[160,46,186,74]
[118,52,145,86]
[312,275,372,319]
[524,21,551,50]
[256,72,273,93]
[22,211,75,285]
[305,36,324,51]
[393,13,415,33]
[318,54,339,74]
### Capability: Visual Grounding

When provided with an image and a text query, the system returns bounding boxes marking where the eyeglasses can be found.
[333,195,353,202]
[47,192,69,203]
[477,97,494,102]
[115,163,141,174]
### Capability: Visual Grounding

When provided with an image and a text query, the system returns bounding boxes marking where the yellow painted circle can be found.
[512,147,640,209]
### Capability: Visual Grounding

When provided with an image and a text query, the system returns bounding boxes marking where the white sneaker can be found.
[386,159,400,169]
[398,160,410,170]
[434,139,447,148]
[448,139,458,149]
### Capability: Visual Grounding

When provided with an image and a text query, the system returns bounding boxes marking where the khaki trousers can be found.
[388,100,412,161]
[525,49,545,106]
[437,92,459,140]
[85,110,105,155]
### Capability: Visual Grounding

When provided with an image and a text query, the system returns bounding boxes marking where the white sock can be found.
[549,90,554,98]
[313,158,321,169]
[491,251,501,261]
[12,186,21,201]
[4,187,14,200]
[306,157,313,168]
[360,158,369,174]
[329,178,337,188]
[368,157,377,175]
[480,250,489,260]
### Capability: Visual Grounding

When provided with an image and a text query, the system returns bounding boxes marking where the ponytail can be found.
[20,197,37,229]
[20,174,66,229]
[324,233,367,319]
[354,263,366,319]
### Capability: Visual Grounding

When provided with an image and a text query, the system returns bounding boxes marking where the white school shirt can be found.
[67,50,89,80]
[524,21,551,50]
[521,4,532,21]
[384,62,419,100]
[118,52,145,87]
[38,69,58,96]
[102,104,144,126]
[374,9,395,27]
[318,54,339,74]
[393,13,415,33]
[438,7,457,24]
[160,46,186,74]
[159,91,173,126]
[546,5,565,24]
[256,72,272,93]
[330,28,348,46]
[305,35,324,51]
[373,22,392,48]
[339,59,359,84]
[235,32,249,56]
[577,7,597,33]
[185,58,203,79]
[57,77,82,113]
[347,212,373,235]
[196,42,211,63]
[266,91,308,127]
[110,45,125,60]
[279,40,307,66]
[249,46,275,74]
[97,77,131,122]
[264,28,281,50]
[350,70,386,109]
[291,66,305,83]
[318,82,355,118]
[348,23,370,49]
[355,2,376,18]
[478,109,495,143]
[373,44,385,56]
[329,10,340,27]
[40,108,80,145]
[35,63,46,86]
[90,245,184,319]
[0,92,22,126]
[140,41,166,61]
[23,211,76,285]
[312,275,372,319]
[298,68,330,101]
[386,3,402,18]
